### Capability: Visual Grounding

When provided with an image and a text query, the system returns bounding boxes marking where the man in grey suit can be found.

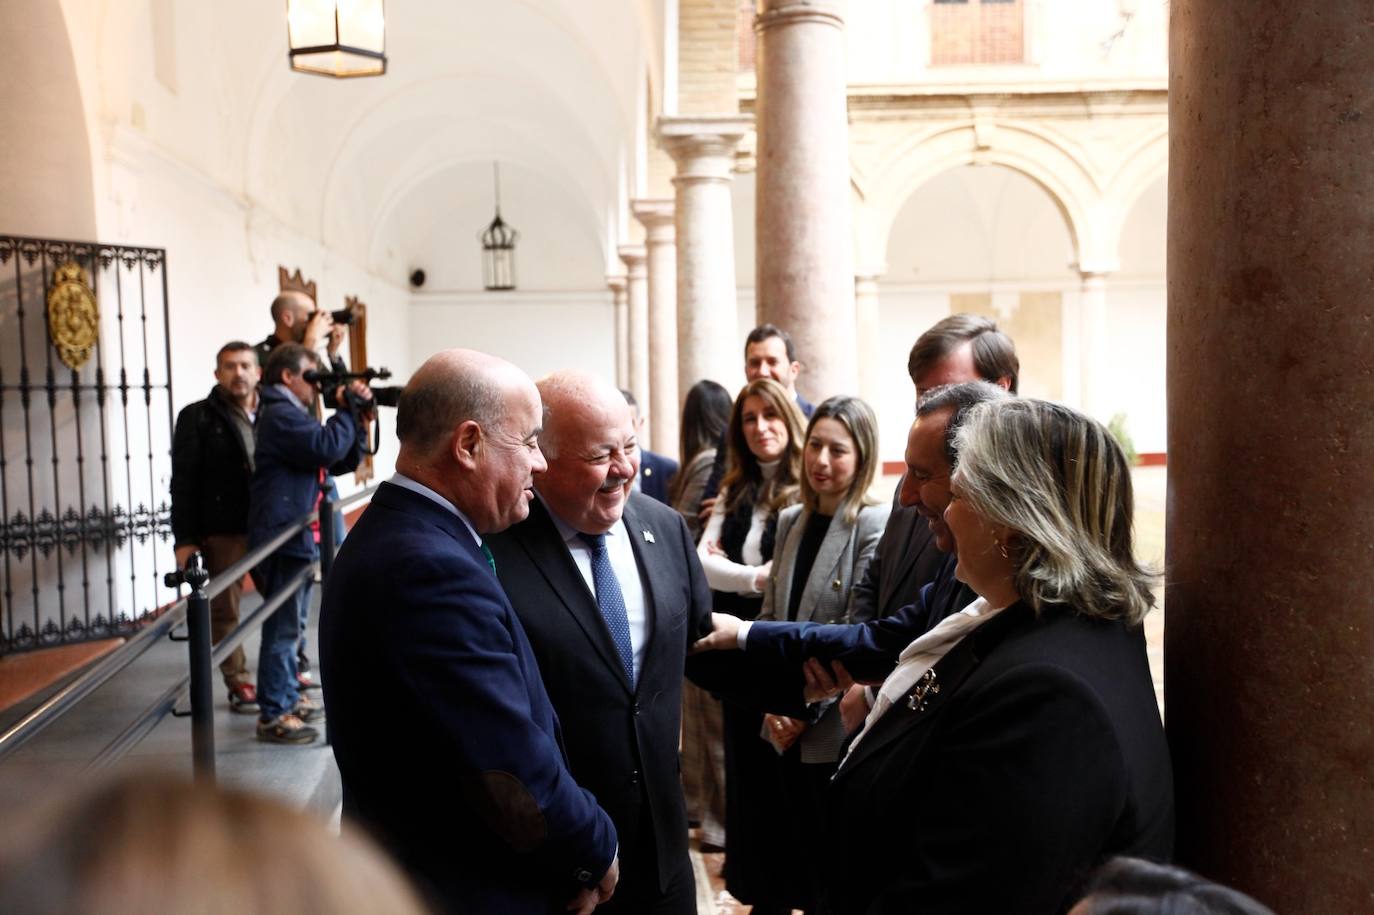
[487,371,714,915]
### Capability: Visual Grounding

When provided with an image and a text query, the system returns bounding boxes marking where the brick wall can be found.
[931,0,1025,66]
[678,0,740,114]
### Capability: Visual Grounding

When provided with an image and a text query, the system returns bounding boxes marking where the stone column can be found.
[632,200,679,453]
[1167,2,1374,911]
[617,245,650,415]
[753,0,858,402]
[660,116,752,397]
[854,274,882,408]
[1078,269,1110,419]
[607,274,629,389]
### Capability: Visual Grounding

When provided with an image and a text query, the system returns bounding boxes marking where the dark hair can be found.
[1075,857,1276,915]
[721,378,804,515]
[677,379,731,468]
[618,388,639,409]
[215,340,256,367]
[263,343,318,385]
[915,380,1010,468]
[744,323,797,364]
[907,313,1020,393]
[799,395,880,524]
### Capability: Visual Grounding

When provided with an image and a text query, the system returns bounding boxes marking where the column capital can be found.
[631,199,675,242]
[617,244,647,277]
[755,0,844,32]
[606,273,627,295]
[1074,260,1119,280]
[659,115,753,185]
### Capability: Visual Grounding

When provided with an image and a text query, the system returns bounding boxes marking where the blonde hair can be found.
[951,398,1156,624]
[799,395,880,524]
[720,378,804,515]
[0,772,431,915]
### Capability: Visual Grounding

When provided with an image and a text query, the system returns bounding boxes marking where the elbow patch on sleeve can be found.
[460,770,549,853]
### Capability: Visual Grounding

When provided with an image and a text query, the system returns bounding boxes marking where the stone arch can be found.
[867,121,1106,270]
[1103,126,1168,261]
[1,0,97,239]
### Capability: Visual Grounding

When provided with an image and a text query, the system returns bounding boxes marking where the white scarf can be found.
[842,596,1007,763]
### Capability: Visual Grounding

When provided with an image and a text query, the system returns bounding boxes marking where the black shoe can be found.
[256,714,319,745]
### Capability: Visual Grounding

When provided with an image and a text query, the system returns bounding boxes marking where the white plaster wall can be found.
[407,291,617,389]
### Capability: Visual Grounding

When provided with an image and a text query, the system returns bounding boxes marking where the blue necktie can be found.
[578,532,635,684]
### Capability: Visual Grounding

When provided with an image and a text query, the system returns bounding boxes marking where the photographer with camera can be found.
[249,343,371,744]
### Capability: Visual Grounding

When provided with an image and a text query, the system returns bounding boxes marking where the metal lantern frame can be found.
[481,163,519,291]
[287,0,388,79]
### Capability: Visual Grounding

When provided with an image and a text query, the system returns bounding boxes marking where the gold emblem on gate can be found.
[47,261,99,371]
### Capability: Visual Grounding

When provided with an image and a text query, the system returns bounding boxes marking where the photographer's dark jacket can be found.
[248,384,363,560]
[171,384,254,546]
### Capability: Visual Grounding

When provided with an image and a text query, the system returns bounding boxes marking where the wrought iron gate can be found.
[0,234,174,655]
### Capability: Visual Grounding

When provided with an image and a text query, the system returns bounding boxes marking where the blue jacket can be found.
[637,448,679,504]
[247,385,362,559]
[320,482,617,913]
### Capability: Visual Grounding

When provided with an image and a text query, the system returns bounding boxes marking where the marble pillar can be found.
[632,200,679,454]
[617,245,650,417]
[607,274,629,389]
[1078,270,1110,419]
[753,0,858,402]
[1167,2,1374,910]
[854,274,882,409]
[660,115,751,397]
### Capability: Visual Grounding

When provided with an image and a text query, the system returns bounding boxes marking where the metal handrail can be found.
[87,562,318,772]
[0,491,358,764]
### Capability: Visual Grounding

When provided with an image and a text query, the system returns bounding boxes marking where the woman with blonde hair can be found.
[695,376,804,911]
[754,394,889,912]
[0,772,431,915]
[695,397,1173,914]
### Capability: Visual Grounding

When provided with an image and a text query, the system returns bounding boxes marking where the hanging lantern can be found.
[481,163,518,291]
[287,0,387,78]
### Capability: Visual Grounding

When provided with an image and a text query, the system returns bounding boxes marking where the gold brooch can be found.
[905,669,940,712]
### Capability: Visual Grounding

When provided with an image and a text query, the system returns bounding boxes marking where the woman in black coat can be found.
[696,397,1173,915]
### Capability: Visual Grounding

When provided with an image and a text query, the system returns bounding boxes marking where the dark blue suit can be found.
[637,449,679,504]
[320,482,617,914]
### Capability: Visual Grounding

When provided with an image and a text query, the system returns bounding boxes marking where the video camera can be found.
[302,367,402,454]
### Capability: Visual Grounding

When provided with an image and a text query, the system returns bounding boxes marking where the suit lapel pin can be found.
[642,530,655,543]
[643,466,652,477]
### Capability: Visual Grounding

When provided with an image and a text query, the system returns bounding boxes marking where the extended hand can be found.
[802,657,856,703]
[691,612,742,654]
[839,683,871,736]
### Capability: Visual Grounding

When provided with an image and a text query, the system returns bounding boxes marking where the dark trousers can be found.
[251,554,311,720]
[202,534,249,688]
[599,802,697,915]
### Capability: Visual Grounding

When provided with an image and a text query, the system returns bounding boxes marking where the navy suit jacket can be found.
[637,449,679,505]
[248,385,362,559]
[487,493,712,901]
[319,482,617,915]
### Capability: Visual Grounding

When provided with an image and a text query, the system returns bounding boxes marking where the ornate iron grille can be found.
[0,235,174,655]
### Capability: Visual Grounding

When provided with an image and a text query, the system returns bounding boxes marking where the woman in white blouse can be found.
[695,376,804,913]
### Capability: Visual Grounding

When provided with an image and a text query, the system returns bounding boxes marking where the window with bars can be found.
[931,0,1025,65]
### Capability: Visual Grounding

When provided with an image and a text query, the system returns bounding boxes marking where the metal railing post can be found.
[318,496,337,579]
[182,554,215,781]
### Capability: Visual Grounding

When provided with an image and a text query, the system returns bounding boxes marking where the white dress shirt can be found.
[388,473,483,549]
[544,499,650,683]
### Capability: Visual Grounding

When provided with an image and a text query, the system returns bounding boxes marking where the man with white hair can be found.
[488,370,713,915]
[320,350,618,915]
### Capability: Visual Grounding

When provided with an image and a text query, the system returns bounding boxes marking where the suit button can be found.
[631,702,641,716]
[629,770,640,785]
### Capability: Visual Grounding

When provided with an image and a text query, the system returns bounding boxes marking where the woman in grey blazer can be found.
[754,395,889,913]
